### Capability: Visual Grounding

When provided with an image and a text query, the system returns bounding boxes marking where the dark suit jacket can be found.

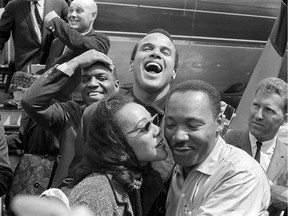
[44,16,110,101]
[0,0,69,72]
[224,129,288,216]
[45,16,110,69]
[21,66,85,187]
[0,126,13,197]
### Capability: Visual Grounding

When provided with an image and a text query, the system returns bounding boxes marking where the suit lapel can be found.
[42,0,52,41]
[238,130,253,156]
[266,140,286,181]
[23,0,41,45]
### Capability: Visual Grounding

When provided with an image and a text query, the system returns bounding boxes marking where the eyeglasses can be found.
[125,114,158,135]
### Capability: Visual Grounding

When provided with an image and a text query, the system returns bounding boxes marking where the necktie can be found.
[254,141,262,163]
[33,1,43,31]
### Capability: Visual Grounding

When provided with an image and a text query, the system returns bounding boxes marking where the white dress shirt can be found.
[166,137,270,216]
[249,132,276,172]
[28,0,45,42]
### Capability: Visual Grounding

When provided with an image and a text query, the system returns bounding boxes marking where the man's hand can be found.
[220,101,236,135]
[67,49,114,71]
[45,11,59,24]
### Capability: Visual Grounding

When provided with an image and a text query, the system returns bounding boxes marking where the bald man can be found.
[44,0,110,101]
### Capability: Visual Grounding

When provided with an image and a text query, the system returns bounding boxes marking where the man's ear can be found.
[171,69,176,80]
[128,61,134,73]
[114,80,120,92]
[282,113,288,125]
[92,12,97,20]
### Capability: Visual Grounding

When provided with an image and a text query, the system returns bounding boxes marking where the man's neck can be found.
[182,166,195,179]
[79,24,93,35]
[132,84,170,105]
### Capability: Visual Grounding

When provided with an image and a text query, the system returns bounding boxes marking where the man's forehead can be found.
[70,0,97,11]
[139,33,175,47]
[82,64,112,74]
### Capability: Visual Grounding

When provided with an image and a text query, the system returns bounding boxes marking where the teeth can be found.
[89,92,101,96]
[145,62,162,73]
[173,146,190,150]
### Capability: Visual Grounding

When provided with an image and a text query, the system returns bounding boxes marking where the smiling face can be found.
[164,91,222,171]
[130,33,177,94]
[117,103,168,166]
[68,0,97,33]
[248,90,286,142]
[80,64,119,106]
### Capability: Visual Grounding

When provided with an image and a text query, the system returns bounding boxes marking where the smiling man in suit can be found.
[0,0,69,72]
[43,0,110,101]
[224,77,288,216]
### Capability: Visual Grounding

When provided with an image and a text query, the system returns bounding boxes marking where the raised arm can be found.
[44,13,110,55]
[21,49,114,136]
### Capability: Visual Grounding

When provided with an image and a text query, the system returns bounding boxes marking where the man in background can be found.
[43,0,110,101]
[0,0,69,72]
[224,77,288,216]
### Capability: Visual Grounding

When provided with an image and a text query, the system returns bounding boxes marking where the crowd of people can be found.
[0,0,287,216]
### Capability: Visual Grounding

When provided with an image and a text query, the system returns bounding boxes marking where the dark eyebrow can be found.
[140,42,154,48]
[165,116,205,123]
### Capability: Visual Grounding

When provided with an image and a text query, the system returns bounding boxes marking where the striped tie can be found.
[33,1,43,30]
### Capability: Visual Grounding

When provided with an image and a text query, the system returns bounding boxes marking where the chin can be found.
[70,25,80,30]
[156,149,168,161]
[173,155,195,167]
[85,96,103,105]
[90,97,103,103]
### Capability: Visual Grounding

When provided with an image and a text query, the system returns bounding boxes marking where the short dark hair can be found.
[130,28,179,72]
[168,80,221,119]
[71,93,143,191]
[256,77,288,114]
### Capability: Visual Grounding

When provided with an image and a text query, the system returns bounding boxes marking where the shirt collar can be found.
[195,136,225,176]
[249,132,277,153]
[28,0,44,7]
[174,136,225,177]
[120,87,167,116]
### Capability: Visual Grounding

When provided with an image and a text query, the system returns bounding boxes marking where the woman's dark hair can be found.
[71,93,143,191]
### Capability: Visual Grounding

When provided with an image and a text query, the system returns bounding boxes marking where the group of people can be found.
[0,0,287,216]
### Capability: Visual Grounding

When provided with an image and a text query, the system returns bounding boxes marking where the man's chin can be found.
[85,96,104,105]
[69,24,79,30]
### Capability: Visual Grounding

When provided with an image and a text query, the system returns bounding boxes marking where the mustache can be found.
[170,141,190,149]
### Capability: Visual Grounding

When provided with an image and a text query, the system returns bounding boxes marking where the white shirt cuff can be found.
[57,63,74,77]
